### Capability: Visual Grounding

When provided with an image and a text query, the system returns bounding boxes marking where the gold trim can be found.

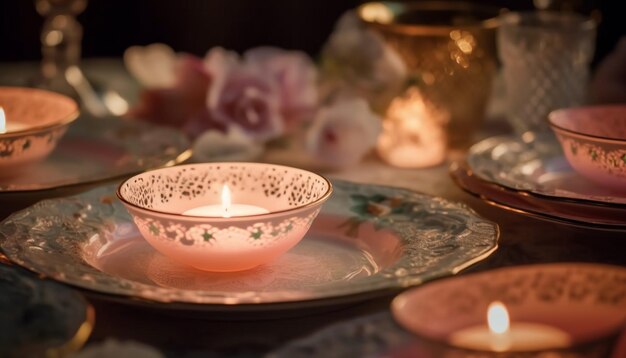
[0,87,79,138]
[0,251,13,266]
[116,162,334,221]
[0,254,94,357]
[548,105,626,143]
[46,304,95,358]
[163,148,193,168]
[450,161,626,232]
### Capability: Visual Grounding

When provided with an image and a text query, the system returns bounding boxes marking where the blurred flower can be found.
[306,97,381,168]
[128,54,223,138]
[204,47,241,108]
[320,11,407,112]
[207,66,284,142]
[124,43,177,89]
[245,47,318,129]
[124,23,400,169]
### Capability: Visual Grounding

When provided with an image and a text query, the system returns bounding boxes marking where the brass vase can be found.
[358,1,501,148]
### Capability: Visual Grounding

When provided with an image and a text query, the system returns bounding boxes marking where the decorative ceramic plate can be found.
[0,116,190,192]
[0,180,497,309]
[451,163,626,231]
[0,264,94,357]
[467,135,626,206]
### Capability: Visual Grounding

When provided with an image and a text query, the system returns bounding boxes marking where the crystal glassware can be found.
[497,11,596,136]
[35,0,88,95]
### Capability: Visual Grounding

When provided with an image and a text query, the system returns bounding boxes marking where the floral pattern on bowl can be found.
[0,87,78,176]
[117,163,332,272]
[549,105,626,192]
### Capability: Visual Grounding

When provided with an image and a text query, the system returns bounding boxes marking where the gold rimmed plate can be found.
[0,180,498,313]
[451,162,626,231]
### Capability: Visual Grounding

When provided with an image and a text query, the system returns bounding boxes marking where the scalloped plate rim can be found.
[0,180,499,309]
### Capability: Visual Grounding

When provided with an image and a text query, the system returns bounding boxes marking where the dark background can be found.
[0,0,623,66]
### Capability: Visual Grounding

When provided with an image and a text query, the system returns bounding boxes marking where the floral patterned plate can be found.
[467,134,626,206]
[0,180,497,310]
[0,115,190,192]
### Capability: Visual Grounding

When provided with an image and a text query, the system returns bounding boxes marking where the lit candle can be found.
[377,87,448,168]
[182,184,269,217]
[0,107,29,134]
[448,301,571,352]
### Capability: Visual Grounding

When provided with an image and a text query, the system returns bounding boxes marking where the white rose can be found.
[306,97,381,168]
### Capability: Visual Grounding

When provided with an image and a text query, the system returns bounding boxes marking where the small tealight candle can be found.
[182,184,269,218]
[377,87,448,168]
[449,301,572,352]
[0,107,29,134]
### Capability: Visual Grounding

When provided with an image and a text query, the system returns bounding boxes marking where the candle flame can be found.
[221,184,232,218]
[0,107,5,134]
[487,301,510,335]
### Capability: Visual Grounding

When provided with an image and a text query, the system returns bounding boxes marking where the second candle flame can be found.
[0,107,5,134]
[487,301,510,335]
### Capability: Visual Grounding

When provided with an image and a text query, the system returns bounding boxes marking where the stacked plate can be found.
[452,133,626,231]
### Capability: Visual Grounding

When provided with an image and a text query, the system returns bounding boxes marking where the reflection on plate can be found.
[451,162,626,231]
[467,135,626,206]
[0,264,94,358]
[0,116,190,192]
[0,180,497,309]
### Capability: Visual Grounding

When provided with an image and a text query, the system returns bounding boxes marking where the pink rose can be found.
[208,67,284,142]
[245,47,318,130]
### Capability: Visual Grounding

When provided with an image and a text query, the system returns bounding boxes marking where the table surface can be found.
[1,59,625,357]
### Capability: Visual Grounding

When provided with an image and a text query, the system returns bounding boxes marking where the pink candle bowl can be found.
[117,162,332,272]
[391,263,626,357]
[549,105,626,193]
[0,87,78,176]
